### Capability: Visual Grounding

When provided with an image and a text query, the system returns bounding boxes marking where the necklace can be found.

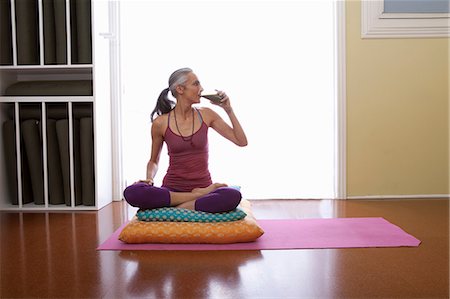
[173,107,195,146]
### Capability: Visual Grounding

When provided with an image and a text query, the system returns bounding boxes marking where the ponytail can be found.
[150,67,193,122]
[150,87,175,122]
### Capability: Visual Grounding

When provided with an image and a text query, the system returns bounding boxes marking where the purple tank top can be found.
[162,109,212,191]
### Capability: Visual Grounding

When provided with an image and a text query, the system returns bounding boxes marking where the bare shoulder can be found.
[152,113,168,135]
[197,106,213,115]
[197,107,220,125]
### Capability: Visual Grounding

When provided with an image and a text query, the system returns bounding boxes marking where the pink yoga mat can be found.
[97,217,421,251]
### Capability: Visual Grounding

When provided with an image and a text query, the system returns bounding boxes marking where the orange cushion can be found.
[118,199,264,244]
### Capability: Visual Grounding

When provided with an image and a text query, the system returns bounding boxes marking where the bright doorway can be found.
[119,0,341,199]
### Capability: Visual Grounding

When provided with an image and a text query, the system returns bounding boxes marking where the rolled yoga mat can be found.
[70,0,78,63]
[15,0,40,65]
[75,0,92,64]
[56,119,70,205]
[5,81,93,97]
[21,119,44,205]
[56,119,82,206]
[53,0,67,64]
[73,119,82,205]
[46,119,65,205]
[0,0,13,65]
[42,0,56,64]
[42,0,67,64]
[3,120,34,205]
[80,117,95,206]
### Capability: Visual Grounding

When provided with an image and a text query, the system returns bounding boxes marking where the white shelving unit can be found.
[0,0,112,210]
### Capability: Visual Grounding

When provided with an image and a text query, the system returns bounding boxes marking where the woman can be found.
[123,68,248,213]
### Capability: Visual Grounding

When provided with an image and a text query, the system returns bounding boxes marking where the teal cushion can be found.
[136,207,247,223]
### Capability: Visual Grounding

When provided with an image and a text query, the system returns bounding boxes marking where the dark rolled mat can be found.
[74,0,92,64]
[21,119,44,205]
[56,119,70,205]
[21,131,35,205]
[70,0,78,63]
[72,102,93,118]
[73,119,82,205]
[5,80,93,96]
[42,0,67,64]
[15,0,40,65]
[47,119,65,204]
[43,0,56,64]
[53,0,67,64]
[0,0,13,65]
[80,117,95,205]
[56,119,82,206]
[3,120,34,205]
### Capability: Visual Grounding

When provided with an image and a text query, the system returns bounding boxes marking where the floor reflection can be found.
[0,211,104,298]
[118,250,263,298]
[251,199,337,219]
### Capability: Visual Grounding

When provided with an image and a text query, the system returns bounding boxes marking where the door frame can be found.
[335,1,347,199]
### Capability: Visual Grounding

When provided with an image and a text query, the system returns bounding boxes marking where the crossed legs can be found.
[123,182,242,213]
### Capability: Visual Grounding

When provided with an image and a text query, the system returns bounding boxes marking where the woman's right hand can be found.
[135,178,154,185]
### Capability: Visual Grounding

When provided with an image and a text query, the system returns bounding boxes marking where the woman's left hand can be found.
[214,90,233,113]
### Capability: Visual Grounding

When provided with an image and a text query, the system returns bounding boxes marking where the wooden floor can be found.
[1,198,448,298]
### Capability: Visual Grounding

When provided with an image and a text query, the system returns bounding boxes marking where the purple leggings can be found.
[123,183,242,213]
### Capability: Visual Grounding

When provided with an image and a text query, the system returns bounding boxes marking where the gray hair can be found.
[168,67,193,96]
[150,67,194,121]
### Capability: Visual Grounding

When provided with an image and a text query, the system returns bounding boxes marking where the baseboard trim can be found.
[347,194,450,200]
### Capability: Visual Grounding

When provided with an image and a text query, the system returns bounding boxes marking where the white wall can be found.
[120,0,336,199]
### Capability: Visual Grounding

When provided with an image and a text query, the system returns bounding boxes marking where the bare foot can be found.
[192,183,228,197]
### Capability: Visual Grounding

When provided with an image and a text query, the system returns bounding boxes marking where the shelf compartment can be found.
[42,0,68,65]
[0,68,93,96]
[45,102,66,205]
[70,0,92,64]
[4,80,93,96]
[15,0,40,65]
[1,102,34,206]
[73,102,94,206]
[20,103,44,204]
[0,100,96,210]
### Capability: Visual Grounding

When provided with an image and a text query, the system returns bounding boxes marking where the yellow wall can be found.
[346,0,449,197]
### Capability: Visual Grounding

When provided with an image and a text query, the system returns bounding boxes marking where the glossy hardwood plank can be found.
[1,199,448,298]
